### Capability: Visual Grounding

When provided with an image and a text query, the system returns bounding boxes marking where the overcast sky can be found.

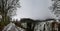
[13,0,55,20]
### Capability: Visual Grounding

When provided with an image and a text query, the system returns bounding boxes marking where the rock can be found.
[2,22,25,31]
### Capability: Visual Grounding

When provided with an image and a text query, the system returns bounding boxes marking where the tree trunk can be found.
[1,13,10,25]
[2,14,7,21]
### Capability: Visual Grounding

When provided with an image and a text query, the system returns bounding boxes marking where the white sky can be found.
[13,0,55,20]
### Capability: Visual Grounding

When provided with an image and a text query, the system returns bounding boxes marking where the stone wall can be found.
[2,18,60,31]
[34,20,60,31]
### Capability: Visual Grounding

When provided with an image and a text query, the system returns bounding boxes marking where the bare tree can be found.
[49,0,60,22]
[0,0,20,21]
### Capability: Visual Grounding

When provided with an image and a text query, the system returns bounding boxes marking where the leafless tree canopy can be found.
[0,0,20,17]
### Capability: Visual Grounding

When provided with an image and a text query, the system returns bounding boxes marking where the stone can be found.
[2,22,25,31]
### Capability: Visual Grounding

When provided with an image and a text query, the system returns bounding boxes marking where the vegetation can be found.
[0,0,20,31]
